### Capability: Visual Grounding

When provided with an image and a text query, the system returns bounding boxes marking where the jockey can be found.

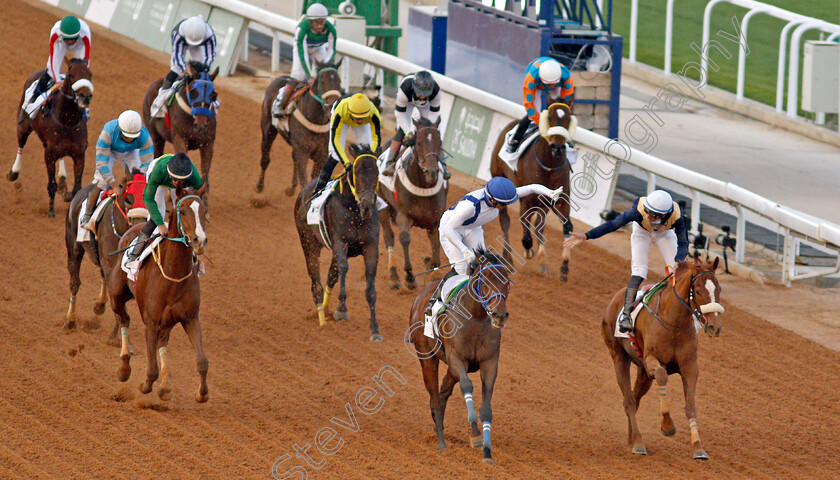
[505,57,574,154]
[563,190,689,333]
[24,15,92,118]
[126,153,203,264]
[425,176,564,316]
[382,70,450,180]
[151,16,216,116]
[312,93,381,195]
[81,110,153,232]
[272,2,337,119]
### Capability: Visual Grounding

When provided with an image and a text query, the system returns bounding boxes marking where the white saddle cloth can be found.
[424,274,470,339]
[376,149,410,193]
[614,288,702,338]
[76,194,113,243]
[121,235,164,282]
[496,124,540,171]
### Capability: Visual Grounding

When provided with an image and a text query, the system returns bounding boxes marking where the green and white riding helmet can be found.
[59,15,81,40]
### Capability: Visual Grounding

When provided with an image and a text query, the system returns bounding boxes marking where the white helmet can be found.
[182,16,207,46]
[643,190,674,215]
[307,3,329,19]
[118,110,142,139]
[538,59,564,85]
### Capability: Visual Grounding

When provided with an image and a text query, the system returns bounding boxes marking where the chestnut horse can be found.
[9,58,93,217]
[143,62,218,198]
[109,185,209,402]
[407,250,512,465]
[65,173,148,332]
[294,146,381,341]
[602,258,724,459]
[490,103,575,279]
[256,63,342,196]
[379,117,447,290]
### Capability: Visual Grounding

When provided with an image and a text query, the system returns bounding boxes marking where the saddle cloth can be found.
[496,124,540,170]
[376,148,411,192]
[23,74,64,117]
[613,284,702,338]
[151,79,185,118]
[424,274,470,339]
[121,234,164,282]
[75,193,114,243]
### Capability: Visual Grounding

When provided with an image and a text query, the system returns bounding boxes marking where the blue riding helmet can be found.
[485,177,518,205]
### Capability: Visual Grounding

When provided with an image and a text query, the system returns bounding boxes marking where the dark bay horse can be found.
[143,62,218,197]
[490,103,575,279]
[294,146,381,341]
[603,258,723,459]
[256,63,342,196]
[407,250,512,464]
[379,117,448,290]
[109,185,209,402]
[65,173,148,331]
[9,58,93,217]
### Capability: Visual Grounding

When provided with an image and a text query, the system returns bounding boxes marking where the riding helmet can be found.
[181,16,207,46]
[643,190,674,215]
[59,16,81,40]
[412,71,435,98]
[485,177,518,205]
[307,3,329,19]
[167,153,193,180]
[538,59,564,85]
[347,93,372,119]
[118,110,143,139]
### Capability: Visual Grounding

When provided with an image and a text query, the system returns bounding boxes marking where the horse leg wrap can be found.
[689,418,700,445]
[119,327,130,357]
[482,422,492,450]
[12,148,23,173]
[322,287,331,309]
[563,219,574,234]
[463,392,477,424]
[659,385,669,415]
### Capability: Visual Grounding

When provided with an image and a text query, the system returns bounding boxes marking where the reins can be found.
[642,270,716,333]
[152,194,203,283]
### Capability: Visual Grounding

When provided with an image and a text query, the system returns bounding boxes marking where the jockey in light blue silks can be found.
[425,176,564,315]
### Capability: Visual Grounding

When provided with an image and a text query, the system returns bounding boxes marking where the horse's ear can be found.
[711,256,720,272]
[336,56,344,68]
[175,181,185,198]
[434,116,441,128]
[210,67,220,81]
[197,182,208,199]
[125,193,135,207]
[693,256,701,266]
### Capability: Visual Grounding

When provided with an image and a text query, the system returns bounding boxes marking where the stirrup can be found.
[618,313,633,333]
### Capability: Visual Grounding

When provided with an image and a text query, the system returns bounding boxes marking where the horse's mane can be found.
[474,248,505,267]
[415,117,436,129]
[188,60,210,74]
[68,58,87,66]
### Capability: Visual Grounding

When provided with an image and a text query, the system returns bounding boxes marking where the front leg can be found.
[427,226,442,270]
[156,328,173,401]
[67,152,85,202]
[183,316,210,403]
[644,355,675,439]
[139,323,160,394]
[478,358,499,464]
[200,142,214,195]
[332,244,350,322]
[396,211,415,289]
[45,152,58,218]
[363,242,381,341]
[680,360,708,460]
[498,207,513,263]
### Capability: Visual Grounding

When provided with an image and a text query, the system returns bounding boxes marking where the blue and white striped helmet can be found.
[485,177,518,205]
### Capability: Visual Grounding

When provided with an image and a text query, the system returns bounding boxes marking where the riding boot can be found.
[126,232,149,263]
[310,159,337,202]
[506,116,531,153]
[30,72,51,103]
[424,268,458,316]
[152,71,178,116]
[382,141,401,176]
[439,160,452,180]
[273,83,295,118]
[81,186,101,232]
[619,275,645,333]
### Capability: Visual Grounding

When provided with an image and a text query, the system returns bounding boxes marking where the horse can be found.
[294,145,381,341]
[109,184,209,402]
[65,173,148,332]
[379,117,448,290]
[602,258,724,459]
[142,61,218,199]
[407,250,512,464]
[8,58,93,218]
[256,62,343,196]
[490,102,575,280]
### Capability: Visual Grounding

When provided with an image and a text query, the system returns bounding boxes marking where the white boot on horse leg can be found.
[8,147,24,182]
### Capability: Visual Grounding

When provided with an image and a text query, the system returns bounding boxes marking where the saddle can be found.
[120,234,164,282]
[76,191,114,243]
[497,123,540,170]
[424,274,470,339]
[613,279,702,338]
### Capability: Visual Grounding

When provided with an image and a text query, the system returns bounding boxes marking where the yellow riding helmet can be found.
[347,93,371,119]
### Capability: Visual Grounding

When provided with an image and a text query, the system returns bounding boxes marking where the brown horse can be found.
[407,250,512,464]
[65,173,148,332]
[602,258,723,459]
[490,103,575,279]
[256,63,342,196]
[9,58,93,217]
[379,117,448,290]
[294,146,381,341]
[142,62,218,198]
[109,185,209,402]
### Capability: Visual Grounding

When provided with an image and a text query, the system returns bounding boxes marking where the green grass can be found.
[609,0,840,110]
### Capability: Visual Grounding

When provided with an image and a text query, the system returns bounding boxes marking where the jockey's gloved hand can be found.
[550,186,564,203]
[461,249,476,266]
[403,131,416,147]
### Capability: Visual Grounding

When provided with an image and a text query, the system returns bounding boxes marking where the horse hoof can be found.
[48,209,55,219]
[6,171,18,182]
[693,450,709,460]
[195,389,209,403]
[139,381,153,394]
[158,388,172,401]
[423,256,432,269]
[537,264,550,275]
[64,319,77,330]
[481,454,495,465]
[63,191,73,202]
[116,366,131,382]
[471,435,483,448]
[93,302,106,315]
[559,273,568,282]
[388,280,401,290]
[255,181,264,194]
[370,333,383,342]
[284,186,296,197]
[437,442,447,451]
[406,281,417,290]
[333,311,349,321]
[524,249,534,259]
[662,426,676,437]
[631,445,647,455]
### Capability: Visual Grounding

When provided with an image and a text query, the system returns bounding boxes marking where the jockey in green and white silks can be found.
[564,190,689,333]
[425,176,564,315]
[125,153,203,263]
[81,110,153,231]
[272,3,337,118]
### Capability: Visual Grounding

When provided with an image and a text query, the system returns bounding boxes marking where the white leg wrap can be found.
[58,159,67,179]
[12,148,23,173]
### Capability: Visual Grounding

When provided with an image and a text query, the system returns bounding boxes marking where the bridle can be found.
[184,70,215,117]
[164,195,203,247]
[409,126,442,176]
[342,154,378,204]
[310,67,341,106]
[470,263,513,315]
[644,269,721,333]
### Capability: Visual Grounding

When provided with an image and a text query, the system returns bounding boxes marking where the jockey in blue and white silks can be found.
[151,16,216,116]
[425,176,564,315]
[564,189,689,333]
[81,110,153,231]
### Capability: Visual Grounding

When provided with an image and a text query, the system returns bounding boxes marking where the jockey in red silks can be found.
[24,15,92,118]
[504,56,574,154]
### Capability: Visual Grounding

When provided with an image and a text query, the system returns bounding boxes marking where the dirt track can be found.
[2,2,839,479]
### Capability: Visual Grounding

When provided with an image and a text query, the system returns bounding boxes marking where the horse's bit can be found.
[470,263,512,313]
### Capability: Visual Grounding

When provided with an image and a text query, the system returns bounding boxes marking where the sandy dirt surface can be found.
[2,2,840,479]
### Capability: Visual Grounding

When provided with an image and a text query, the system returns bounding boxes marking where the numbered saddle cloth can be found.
[76,192,115,243]
[424,274,470,339]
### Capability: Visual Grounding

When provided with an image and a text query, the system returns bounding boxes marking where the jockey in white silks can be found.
[425,176,564,315]
[564,189,689,333]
